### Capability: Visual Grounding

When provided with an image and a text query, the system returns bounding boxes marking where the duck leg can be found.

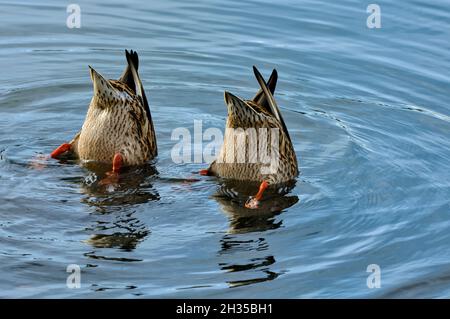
[199,169,212,176]
[112,153,123,173]
[29,142,70,170]
[99,153,123,186]
[50,143,71,158]
[245,180,269,209]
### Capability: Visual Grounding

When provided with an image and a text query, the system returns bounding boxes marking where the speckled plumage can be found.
[207,66,298,186]
[69,50,157,166]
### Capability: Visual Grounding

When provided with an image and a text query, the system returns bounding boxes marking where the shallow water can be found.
[0,0,449,298]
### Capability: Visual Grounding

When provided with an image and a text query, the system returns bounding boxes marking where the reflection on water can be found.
[215,194,299,234]
[79,162,159,252]
[80,162,160,207]
[220,238,279,288]
[214,179,298,233]
[214,180,299,287]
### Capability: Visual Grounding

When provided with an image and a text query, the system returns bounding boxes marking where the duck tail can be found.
[120,50,152,124]
[252,66,292,144]
[252,68,277,106]
[119,49,139,93]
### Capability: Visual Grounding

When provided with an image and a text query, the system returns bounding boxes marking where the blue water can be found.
[0,0,449,298]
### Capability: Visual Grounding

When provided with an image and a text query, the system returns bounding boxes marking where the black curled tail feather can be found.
[121,50,152,125]
[127,49,139,70]
[119,49,140,94]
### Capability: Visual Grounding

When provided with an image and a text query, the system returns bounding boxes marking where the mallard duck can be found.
[51,50,157,179]
[201,66,298,209]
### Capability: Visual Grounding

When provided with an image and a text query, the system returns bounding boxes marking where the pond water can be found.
[0,0,449,298]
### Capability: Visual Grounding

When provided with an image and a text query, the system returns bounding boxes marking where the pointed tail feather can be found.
[123,50,152,124]
[118,49,139,93]
[253,66,292,144]
[252,69,277,108]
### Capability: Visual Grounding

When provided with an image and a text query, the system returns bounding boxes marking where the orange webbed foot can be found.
[50,143,71,159]
[98,153,123,186]
[199,169,211,176]
[245,180,269,209]
[31,142,70,170]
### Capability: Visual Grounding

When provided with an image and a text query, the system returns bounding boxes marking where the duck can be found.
[50,50,157,179]
[200,66,298,209]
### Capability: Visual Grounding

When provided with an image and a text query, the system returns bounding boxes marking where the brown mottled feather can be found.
[69,50,157,166]
[208,67,298,185]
